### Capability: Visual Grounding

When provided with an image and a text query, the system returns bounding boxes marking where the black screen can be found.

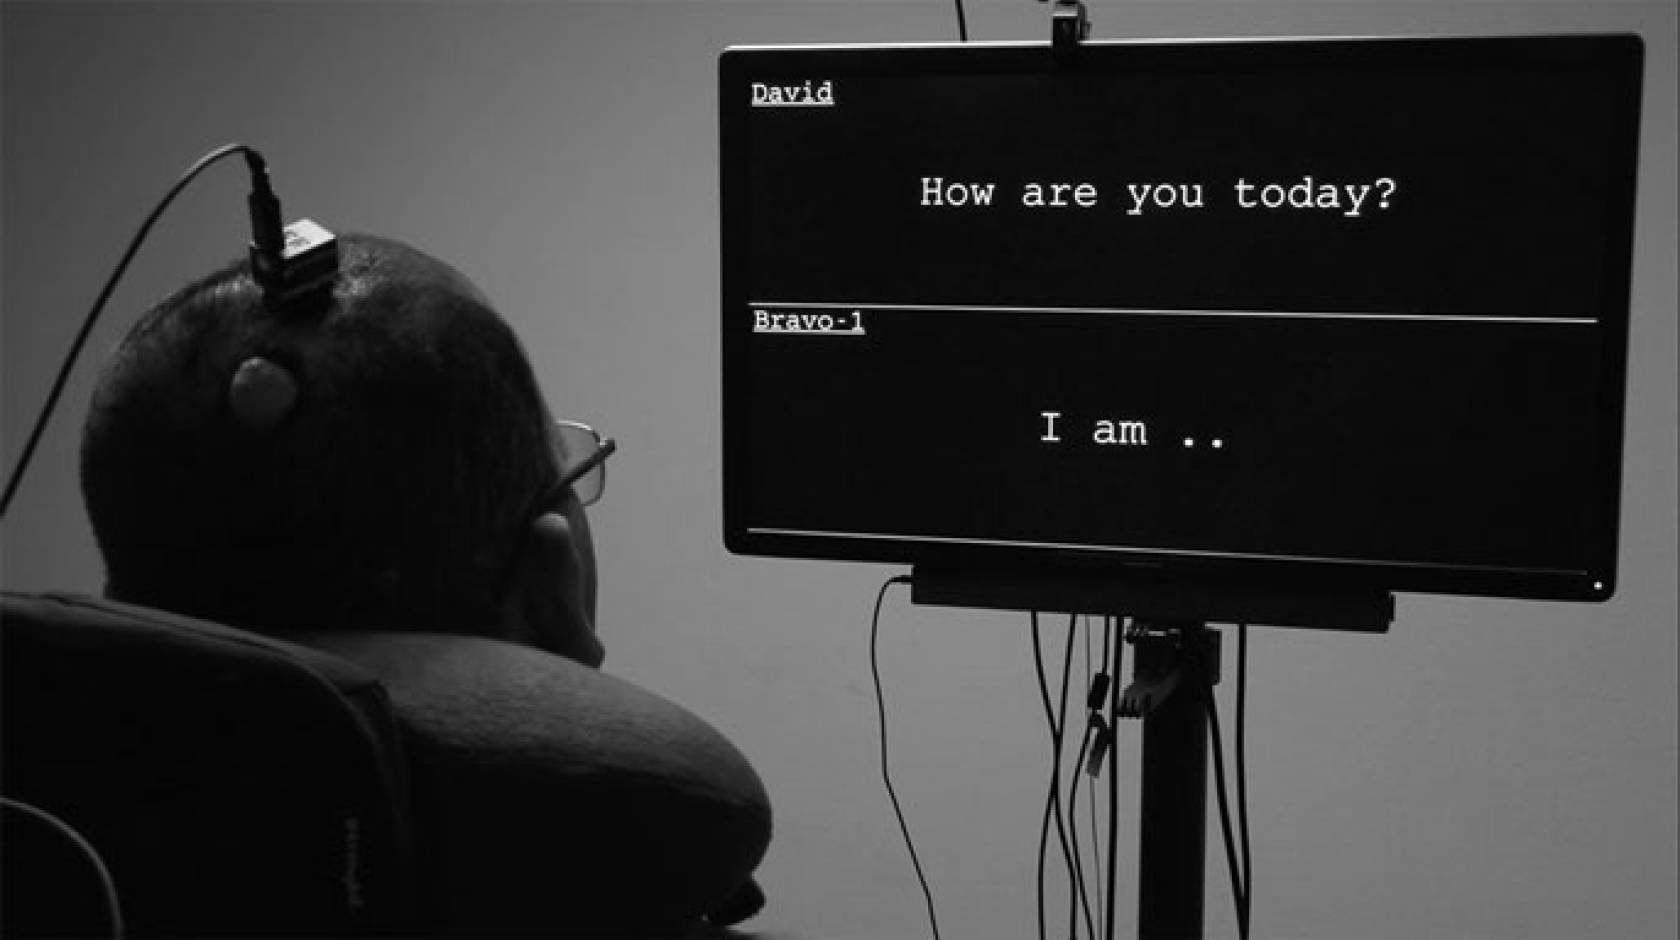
[720,35,1642,601]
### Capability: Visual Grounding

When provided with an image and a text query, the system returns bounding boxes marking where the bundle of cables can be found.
[870,576,1254,940]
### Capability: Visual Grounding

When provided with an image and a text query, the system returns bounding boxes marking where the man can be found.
[81,234,604,666]
[76,233,766,934]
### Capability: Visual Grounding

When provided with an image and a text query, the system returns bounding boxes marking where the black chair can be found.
[1,591,771,937]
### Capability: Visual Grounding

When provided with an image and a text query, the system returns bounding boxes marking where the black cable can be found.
[1082,617,1102,932]
[1086,617,1102,904]
[1036,767,1052,940]
[0,143,269,520]
[1030,613,1078,940]
[1103,616,1123,940]
[870,574,941,940]
[1065,711,1098,940]
[1205,675,1250,940]
[1029,614,1052,940]
[1090,615,1111,927]
[1,796,125,938]
[1061,616,1096,940]
[1052,615,1079,938]
[1236,623,1252,935]
[954,0,969,41]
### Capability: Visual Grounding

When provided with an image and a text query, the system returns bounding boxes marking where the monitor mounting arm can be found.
[1118,620,1220,720]
[1044,0,1092,54]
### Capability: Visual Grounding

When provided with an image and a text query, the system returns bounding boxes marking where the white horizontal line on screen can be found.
[745,527,1576,576]
[747,301,1595,325]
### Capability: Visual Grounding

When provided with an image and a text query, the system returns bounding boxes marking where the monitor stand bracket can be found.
[1044,0,1091,57]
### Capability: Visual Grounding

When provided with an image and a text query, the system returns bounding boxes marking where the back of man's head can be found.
[81,234,556,636]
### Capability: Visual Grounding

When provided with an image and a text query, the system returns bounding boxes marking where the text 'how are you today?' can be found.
[918,175,1399,218]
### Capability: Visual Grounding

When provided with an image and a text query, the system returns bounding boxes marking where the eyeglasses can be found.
[551,419,615,507]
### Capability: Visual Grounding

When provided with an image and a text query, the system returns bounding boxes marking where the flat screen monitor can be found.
[719,34,1643,602]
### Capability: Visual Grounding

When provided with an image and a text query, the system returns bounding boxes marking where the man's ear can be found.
[504,512,604,667]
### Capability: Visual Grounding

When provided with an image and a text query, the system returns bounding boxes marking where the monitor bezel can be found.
[719,34,1643,603]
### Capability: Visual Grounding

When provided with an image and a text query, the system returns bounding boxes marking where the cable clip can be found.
[1086,671,1110,711]
[1084,714,1112,777]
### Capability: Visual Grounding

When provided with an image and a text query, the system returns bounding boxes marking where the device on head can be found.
[719,34,1643,610]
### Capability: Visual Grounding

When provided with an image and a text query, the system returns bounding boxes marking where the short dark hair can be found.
[81,234,557,636]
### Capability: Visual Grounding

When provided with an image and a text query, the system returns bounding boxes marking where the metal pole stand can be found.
[1120,620,1221,940]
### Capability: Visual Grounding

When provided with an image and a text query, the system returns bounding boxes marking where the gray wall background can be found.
[3,2,1674,937]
